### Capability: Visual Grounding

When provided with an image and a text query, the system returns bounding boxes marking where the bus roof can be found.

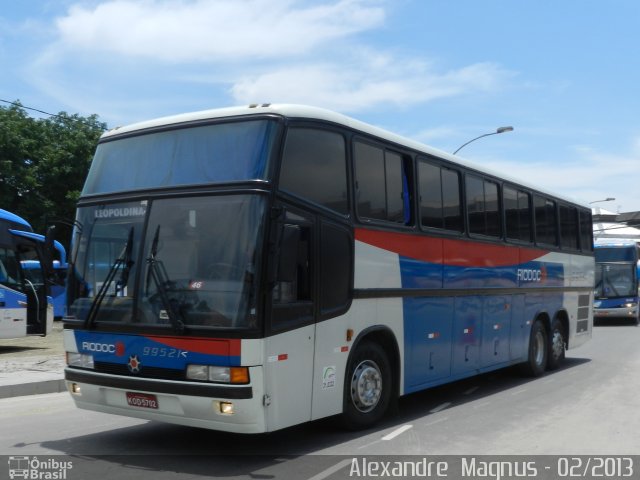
[101,104,590,209]
[0,208,32,229]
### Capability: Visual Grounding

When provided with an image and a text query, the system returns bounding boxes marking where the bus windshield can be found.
[67,195,266,330]
[595,263,637,299]
[82,119,279,196]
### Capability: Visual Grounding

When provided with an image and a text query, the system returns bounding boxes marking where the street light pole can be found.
[453,126,514,155]
[589,197,615,204]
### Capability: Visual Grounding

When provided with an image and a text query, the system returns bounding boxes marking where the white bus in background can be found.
[0,209,53,339]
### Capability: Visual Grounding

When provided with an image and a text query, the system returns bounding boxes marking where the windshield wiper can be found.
[146,225,186,333]
[85,227,135,328]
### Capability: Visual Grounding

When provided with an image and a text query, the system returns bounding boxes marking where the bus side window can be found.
[272,224,312,305]
[354,141,413,226]
[0,248,21,289]
[279,128,348,214]
[319,220,352,318]
[270,209,316,332]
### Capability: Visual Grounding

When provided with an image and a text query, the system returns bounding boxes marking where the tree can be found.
[0,101,107,250]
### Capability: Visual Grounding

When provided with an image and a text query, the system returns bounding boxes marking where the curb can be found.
[0,379,66,399]
[0,374,66,399]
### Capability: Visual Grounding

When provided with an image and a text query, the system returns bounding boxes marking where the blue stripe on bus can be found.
[73,331,240,368]
[399,256,566,289]
[0,286,26,308]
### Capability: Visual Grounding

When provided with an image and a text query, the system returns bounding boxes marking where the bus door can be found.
[11,232,52,336]
[265,206,316,430]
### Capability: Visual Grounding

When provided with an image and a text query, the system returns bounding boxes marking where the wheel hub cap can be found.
[351,360,382,413]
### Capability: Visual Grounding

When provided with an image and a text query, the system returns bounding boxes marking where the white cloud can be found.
[481,141,640,211]
[230,59,513,112]
[27,0,514,122]
[54,0,385,62]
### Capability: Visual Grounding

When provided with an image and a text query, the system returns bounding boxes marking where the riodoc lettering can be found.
[82,342,116,353]
[95,207,146,219]
[517,268,543,282]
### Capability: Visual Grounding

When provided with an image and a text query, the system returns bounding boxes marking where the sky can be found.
[1,0,639,212]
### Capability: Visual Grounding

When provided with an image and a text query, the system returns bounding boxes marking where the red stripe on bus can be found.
[355,228,547,267]
[145,336,241,356]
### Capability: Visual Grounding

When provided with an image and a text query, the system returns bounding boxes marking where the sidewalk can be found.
[0,322,66,399]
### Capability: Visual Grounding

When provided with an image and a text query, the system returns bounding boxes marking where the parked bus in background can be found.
[63,105,594,433]
[21,242,69,320]
[594,242,640,324]
[0,208,53,339]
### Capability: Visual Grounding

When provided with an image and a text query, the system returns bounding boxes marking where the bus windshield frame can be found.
[82,118,280,196]
[67,193,268,334]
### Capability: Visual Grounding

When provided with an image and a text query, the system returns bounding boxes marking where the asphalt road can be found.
[1,321,639,479]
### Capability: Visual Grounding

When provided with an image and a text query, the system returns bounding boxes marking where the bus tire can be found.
[520,319,548,377]
[547,318,565,370]
[342,341,392,430]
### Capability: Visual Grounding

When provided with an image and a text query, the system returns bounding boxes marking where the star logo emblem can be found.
[127,355,142,374]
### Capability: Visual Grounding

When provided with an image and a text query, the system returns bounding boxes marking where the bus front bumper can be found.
[64,367,267,434]
[593,306,638,319]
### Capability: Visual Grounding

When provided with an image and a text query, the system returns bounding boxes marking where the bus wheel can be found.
[520,319,548,377]
[342,341,391,430]
[547,319,565,370]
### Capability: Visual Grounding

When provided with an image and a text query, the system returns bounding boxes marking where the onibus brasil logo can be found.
[8,456,72,479]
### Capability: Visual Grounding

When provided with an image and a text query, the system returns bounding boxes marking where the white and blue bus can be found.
[63,105,594,433]
[0,209,54,339]
[594,243,640,324]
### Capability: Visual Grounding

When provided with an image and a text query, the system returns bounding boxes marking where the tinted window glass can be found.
[504,187,518,239]
[280,128,348,214]
[595,263,636,298]
[595,246,638,262]
[320,222,352,316]
[355,142,386,220]
[84,120,278,195]
[442,168,462,231]
[386,152,405,223]
[466,175,500,237]
[419,161,442,229]
[466,175,485,235]
[518,191,532,242]
[560,205,579,250]
[355,142,410,224]
[485,180,500,237]
[0,248,21,291]
[534,195,557,245]
[504,186,531,242]
[580,209,593,252]
[419,160,462,232]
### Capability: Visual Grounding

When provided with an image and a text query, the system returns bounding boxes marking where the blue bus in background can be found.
[594,243,640,324]
[0,208,54,338]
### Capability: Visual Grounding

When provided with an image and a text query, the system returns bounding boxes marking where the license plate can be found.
[126,392,158,409]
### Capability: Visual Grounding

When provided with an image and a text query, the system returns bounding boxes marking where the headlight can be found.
[186,365,249,384]
[66,352,94,369]
[186,364,209,381]
[624,302,637,308]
